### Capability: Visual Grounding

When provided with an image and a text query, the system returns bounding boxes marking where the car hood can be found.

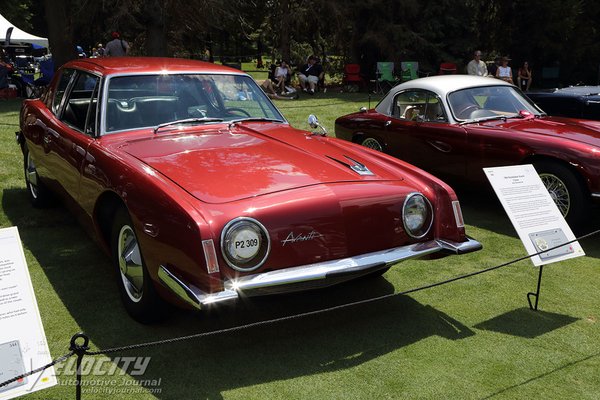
[119,123,403,203]
[480,116,600,147]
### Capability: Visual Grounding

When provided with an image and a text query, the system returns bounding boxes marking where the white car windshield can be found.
[104,74,284,133]
[448,85,543,121]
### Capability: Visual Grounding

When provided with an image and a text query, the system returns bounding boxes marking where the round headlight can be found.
[221,217,270,271]
[403,193,433,239]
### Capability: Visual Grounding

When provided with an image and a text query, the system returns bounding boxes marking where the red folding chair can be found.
[342,63,366,92]
[439,62,457,75]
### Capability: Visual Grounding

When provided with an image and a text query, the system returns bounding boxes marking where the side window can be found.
[423,96,447,122]
[52,69,75,115]
[393,90,447,122]
[60,72,100,134]
[393,91,427,121]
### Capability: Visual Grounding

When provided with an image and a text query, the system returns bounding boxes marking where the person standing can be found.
[518,61,532,91]
[105,32,129,57]
[467,50,488,76]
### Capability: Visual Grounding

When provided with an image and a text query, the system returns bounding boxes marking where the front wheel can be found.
[111,207,167,323]
[360,136,384,152]
[534,161,589,228]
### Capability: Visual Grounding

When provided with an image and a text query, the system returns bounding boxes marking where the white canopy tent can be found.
[0,13,48,47]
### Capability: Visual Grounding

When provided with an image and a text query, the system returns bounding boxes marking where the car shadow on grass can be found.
[3,187,475,399]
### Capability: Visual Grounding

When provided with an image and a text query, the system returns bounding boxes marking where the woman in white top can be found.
[495,56,514,84]
[274,60,291,94]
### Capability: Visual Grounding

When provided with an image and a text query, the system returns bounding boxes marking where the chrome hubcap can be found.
[540,173,570,217]
[117,225,144,302]
[362,138,383,151]
[26,153,39,199]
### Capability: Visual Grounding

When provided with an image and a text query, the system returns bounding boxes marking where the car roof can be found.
[392,75,513,97]
[62,57,245,76]
[376,75,514,115]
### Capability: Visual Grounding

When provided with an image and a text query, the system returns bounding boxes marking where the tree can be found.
[43,0,76,70]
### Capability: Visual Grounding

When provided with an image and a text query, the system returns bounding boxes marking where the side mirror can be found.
[359,107,367,113]
[307,114,327,136]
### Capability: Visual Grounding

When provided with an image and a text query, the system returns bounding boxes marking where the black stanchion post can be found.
[69,332,90,400]
[527,265,544,311]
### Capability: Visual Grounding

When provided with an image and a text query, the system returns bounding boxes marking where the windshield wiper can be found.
[230,117,284,123]
[459,115,508,125]
[154,117,224,134]
[228,117,284,129]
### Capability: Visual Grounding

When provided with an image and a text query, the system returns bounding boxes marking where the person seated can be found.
[298,55,323,94]
[259,79,297,100]
[495,57,514,84]
[518,61,532,91]
[273,60,291,94]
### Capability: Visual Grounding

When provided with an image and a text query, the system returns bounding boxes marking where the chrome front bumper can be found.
[158,237,482,310]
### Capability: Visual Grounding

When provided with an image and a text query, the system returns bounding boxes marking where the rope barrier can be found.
[1,228,598,396]
[0,351,75,389]
[86,228,600,355]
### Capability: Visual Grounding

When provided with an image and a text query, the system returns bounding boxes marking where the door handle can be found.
[385,120,392,127]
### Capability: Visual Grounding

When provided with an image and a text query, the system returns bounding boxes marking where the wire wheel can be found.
[539,173,571,217]
[361,137,383,152]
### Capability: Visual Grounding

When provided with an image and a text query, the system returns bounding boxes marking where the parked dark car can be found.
[335,75,600,228]
[18,58,481,323]
[526,86,600,120]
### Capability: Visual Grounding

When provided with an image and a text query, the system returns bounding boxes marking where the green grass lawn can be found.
[1,96,599,400]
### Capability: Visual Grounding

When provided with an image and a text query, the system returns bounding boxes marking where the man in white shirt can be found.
[467,50,488,76]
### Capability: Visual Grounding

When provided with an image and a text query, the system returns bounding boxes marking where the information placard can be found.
[483,164,585,266]
[0,227,57,399]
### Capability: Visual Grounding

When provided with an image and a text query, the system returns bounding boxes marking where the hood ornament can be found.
[346,156,374,175]
[326,155,375,176]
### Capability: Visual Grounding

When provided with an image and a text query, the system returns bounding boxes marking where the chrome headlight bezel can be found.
[220,217,270,272]
[402,192,434,239]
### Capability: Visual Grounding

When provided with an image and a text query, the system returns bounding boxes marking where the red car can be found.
[335,75,600,228]
[18,58,480,323]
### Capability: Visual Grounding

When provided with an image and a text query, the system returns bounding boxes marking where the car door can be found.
[383,90,422,160]
[27,68,76,192]
[387,89,468,180]
[43,69,100,204]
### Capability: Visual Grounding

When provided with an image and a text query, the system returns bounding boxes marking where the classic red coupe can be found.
[18,58,480,322]
[335,75,600,228]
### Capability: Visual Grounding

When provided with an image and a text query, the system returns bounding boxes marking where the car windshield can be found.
[103,73,284,133]
[448,85,543,122]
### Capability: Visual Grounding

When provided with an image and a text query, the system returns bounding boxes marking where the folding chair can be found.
[439,62,458,75]
[342,63,366,92]
[374,62,396,94]
[400,61,418,81]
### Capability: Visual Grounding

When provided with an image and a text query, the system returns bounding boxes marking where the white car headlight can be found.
[403,193,433,239]
[221,217,270,271]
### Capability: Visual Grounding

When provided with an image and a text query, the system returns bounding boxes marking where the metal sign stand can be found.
[527,265,544,311]
[70,333,90,400]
